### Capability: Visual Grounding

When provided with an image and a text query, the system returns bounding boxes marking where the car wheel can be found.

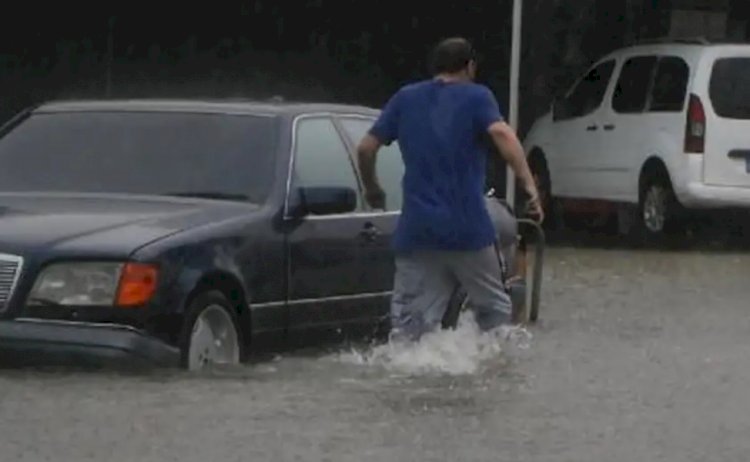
[179,290,244,371]
[634,173,684,243]
[643,184,670,233]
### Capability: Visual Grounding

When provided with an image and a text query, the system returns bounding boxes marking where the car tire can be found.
[179,290,244,371]
[632,172,685,244]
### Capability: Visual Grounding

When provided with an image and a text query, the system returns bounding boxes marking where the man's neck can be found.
[435,72,470,83]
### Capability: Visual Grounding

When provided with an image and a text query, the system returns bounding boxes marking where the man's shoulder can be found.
[385,81,498,114]
[395,79,434,95]
[383,80,435,110]
[463,84,503,118]
[461,82,495,98]
[399,80,491,93]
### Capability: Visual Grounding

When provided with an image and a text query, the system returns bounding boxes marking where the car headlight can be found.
[29,262,158,307]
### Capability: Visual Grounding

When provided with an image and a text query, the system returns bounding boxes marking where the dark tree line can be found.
[0,0,677,132]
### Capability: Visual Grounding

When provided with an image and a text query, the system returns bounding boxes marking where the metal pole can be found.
[506,0,522,204]
[508,0,534,321]
[105,16,115,98]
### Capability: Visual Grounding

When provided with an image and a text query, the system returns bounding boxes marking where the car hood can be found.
[0,193,258,258]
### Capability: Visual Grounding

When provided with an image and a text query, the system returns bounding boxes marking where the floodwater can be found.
[1,241,750,461]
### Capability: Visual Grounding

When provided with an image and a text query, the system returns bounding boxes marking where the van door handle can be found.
[586,124,598,131]
[603,124,616,131]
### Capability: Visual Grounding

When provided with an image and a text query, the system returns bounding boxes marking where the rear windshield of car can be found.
[0,110,280,203]
[709,57,750,119]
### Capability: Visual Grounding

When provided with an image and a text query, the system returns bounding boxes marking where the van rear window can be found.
[710,58,750,119]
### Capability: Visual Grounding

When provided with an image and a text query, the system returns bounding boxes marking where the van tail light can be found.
[685,94,706,154]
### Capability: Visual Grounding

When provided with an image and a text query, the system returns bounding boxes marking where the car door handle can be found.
[603,124,615,131]
[359,223,381,243]
[586,124,598,131]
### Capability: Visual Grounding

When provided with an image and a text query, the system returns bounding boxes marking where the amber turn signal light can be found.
[116,263,159,307]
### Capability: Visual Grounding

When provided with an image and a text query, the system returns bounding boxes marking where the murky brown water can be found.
[1,243,749,461]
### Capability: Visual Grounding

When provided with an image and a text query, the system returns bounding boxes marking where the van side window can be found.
[649,57,689,112]
[710,58,750,119]
[612,56,657,114]
[556,60,616,121]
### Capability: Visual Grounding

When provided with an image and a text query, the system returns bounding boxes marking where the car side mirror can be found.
[290,186,358,217]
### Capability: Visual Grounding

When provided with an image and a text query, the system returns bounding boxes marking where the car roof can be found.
[599,41,750,62]
[33,99,381,118]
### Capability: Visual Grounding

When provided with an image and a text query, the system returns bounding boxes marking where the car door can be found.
[335,115,404,324]
[604,55,659,201]
[550,59,617,199]
[704,53,750,189]
[285,115,384,343]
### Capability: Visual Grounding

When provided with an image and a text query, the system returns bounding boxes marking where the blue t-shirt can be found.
[369,79,504,253]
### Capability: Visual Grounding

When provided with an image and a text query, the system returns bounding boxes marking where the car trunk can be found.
[704,52,750,188]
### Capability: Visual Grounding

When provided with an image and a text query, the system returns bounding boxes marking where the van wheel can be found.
[179,291,244,371]
[634,173,684,243]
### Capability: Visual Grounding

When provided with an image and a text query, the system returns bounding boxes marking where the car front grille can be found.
[0,254,23,312]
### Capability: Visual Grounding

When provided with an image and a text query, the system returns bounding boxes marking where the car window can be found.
[557,60,616,120]
[292,117,363,211]
[0,111,280,203]
[649,56,689,112]
[338,117,404,212]
[710,57,750,119]
[612,56,657,114]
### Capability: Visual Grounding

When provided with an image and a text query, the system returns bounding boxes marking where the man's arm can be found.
[356,133,386,209]
[357,91,401,210]
[472,85,543,221]
[487,121,538,197]
[487,121,543,221]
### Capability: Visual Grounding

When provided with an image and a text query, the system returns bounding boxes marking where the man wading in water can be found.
[356,37,543,342]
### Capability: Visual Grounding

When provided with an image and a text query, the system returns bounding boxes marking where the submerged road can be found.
[1,242,749,461]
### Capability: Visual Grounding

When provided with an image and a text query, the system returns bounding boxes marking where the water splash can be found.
[339,315,533,376]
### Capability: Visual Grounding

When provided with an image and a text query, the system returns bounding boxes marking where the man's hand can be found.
[524,188,544,224]
[357,133,387,210]
[365,185,386,210]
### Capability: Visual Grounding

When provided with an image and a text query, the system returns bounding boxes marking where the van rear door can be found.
[703,50,750,188]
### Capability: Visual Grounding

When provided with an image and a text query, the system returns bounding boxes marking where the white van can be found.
[523,39,750,238]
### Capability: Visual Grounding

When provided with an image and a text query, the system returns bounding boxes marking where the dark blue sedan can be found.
[0,99,535,370]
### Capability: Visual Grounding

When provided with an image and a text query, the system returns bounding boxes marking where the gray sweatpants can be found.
[390,245,512,342]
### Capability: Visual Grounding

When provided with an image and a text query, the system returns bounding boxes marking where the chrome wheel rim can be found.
[643,186,667,233]
[188,305,240,371]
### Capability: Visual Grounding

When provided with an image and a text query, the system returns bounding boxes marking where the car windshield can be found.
[710,57,750,119]
[0,110,281,203]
